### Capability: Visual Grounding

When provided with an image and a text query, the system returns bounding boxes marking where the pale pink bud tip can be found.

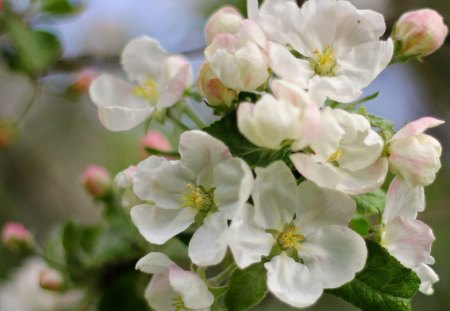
[39,268,64,291]
[395,9,448,58]
[140,130,171,159]
[72,68,97,94]
[205,6,243,45]
[81,165,111,198]
[2,222,33,250]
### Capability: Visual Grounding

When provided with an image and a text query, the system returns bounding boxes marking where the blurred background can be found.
[0,0,448,310]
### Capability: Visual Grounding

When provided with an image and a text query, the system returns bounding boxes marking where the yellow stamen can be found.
[133,79,159,104]
[328,148,343,163]
[310,46,337,76]
[278,226,304,250]
[180,183,215,212]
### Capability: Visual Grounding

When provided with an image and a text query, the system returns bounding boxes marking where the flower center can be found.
[180,184,216,212]
[133,78,159,104]
[327,148,343,163]
[277,226,304,251]
[172,296,188,311]
[310,46,337,77]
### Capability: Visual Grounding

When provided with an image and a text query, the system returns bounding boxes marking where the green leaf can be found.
[4,18,61,75]
[352,189,386,216]
[327,241,421,311]
[350,217,370,236]
[40,0,83,16]
[358,107,395,141]
[225,263,268,311]
[203,113,292,168]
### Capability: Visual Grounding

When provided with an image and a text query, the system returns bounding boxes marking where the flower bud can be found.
[139,130,172,159]
[393,9,448,59]
[71,68,97,94]
[39,268,64,291]
[0,120,18,149]
[205,20,269,91]
[388,117,444,187]
[2,222,33,251]
[197,62,237,110]
[81,165,112,198]
[204,6,244,45]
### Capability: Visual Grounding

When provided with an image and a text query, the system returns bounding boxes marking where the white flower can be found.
[237,79,321,150]
[115,165,142,209]
[136,252,214,311]
[380,178,437,294]
[267,0,393,103]
[247,0,296,44]
[228,161,367,308]
[131,130,253,266]
[205,19,269,91]
[0,258,82,311]
[204,6,244,45]
[291,108,388,195]
[90,36,193,131]
[388,117,444,188]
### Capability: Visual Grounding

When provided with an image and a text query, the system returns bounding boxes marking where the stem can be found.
[145,147,180,158]
[168,115,191,131]
[19,81,40,123]
[34,246,66,270]
[209,263,237,286]
[183,105,205,129]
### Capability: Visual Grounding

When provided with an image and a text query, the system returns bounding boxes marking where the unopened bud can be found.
[0,120,18,149]
[205,6,243,45]
[71,68,97,94]
[139,130,172,159]
[393,9,448,60]
[197,62,237,110]
[81,165,111,198]
[2,222,33,251]
[39,268,64,291]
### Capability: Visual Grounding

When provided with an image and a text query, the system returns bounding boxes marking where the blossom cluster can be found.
[85,0,446,310]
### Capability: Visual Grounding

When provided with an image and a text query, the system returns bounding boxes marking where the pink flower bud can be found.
[0,120,18,149]
[71,68,97,94]
[81,165,111,198]
[39,268,64,291]
[197,62,237,110]
[139,130,172,159]
[205,6,244,45]
[394,9,448,58]
[2,222,33,251]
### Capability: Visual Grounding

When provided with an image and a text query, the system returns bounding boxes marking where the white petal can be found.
[213,158,253,219]
[228,204,274,269]
[392,117,445,140]
[382,217,435,268]
[131,204,195,245]
[336,158,388,195]
[188,213,228,266]
[300,225,367,289]
[291,154,388,195]
[157,55,192,110]
[168,266,214,309]
[383,177,425,225]
[338,40,393,88]
[414,264,439,295]
[89,74,153,131]
[295,181,356,236]
[145,274,176,311]
[265,253,323,308]
[179,130,231,187]
[308,75,362,104]
[134,156,195,209]
[237,95,303,150]
[252,161,297,230]
[121,36,167,83]
[136,252,174,274]
[268,42,312,88]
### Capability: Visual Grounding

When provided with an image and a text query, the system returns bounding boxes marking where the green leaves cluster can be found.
[328,241,421,311]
